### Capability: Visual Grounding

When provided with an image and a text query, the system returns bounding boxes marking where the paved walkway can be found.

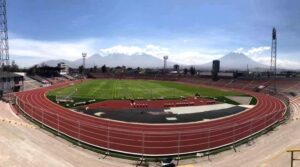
[0,101,22,121]
[23,76,42,90]
[0,101,136,167]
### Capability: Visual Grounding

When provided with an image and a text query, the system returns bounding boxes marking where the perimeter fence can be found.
[14,94,287,157]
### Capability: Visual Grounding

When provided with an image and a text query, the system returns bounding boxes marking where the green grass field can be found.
[47,79,242,103]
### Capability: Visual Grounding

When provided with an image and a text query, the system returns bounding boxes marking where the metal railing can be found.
[14,95,287,156]
[287,149,300,167]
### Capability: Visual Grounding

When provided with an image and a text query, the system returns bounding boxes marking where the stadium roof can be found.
[0,72,23,79]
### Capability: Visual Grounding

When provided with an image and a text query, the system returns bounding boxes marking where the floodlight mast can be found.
[82,53,87,68]
[82,53,87,75]
[270,27,277,93]
[0,0,9,68]
[163,55,168,71]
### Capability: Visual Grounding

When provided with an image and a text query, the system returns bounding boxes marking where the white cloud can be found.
[235,46,300,69]
[100,45,143,55]
[10,38,96,61]
[170,51,221,65]
[234,47,244,53]
[233,46,271,57]
[144,44,170,57]
[240,46,271,66]
[277,59,300,68]
[99,45,220,65]
[11,38,221,67]
[253,55,300,69]
[99,44,169,58]
[10,37,299,69]
[246,46,270,55]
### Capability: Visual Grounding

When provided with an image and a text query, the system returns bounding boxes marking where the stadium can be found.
[3,53,300,166]
[2,1,300,167]
[12,76,290,158]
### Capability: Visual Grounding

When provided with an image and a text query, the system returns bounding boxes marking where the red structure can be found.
[14,81,286,156]
[85,97,215,110]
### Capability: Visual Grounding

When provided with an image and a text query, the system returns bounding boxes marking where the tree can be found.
[135,67,141,74]
[78,65,84,74]
[101,65,107,73]
[173,64,180,71]
[10,60,19,72]
[190,66,196,76]
[26,65,38,75]
[93,65,97,72]
[183,68,188,75]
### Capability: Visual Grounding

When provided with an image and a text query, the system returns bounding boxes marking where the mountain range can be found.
[197,52,269,70]
[42,53,174,68]
[42,52,269,70]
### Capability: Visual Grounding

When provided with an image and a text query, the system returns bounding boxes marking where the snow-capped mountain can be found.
[42,52,174,68]
[41,51,269,70]
[197,52,268,70]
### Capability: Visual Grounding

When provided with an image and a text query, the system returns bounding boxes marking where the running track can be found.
[14,81,286,156]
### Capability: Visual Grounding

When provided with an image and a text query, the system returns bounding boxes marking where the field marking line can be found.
[282,82,300,92]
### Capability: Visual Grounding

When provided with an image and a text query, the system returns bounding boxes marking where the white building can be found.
[58,62,69,75]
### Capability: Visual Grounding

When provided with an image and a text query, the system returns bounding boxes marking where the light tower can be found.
[270,27,277,93]
[82,53,87,68]
[82,53,87,74]
[0,0,9,67]
[163,55,168,71]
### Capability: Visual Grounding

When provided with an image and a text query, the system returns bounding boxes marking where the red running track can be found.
[14,81,286,156]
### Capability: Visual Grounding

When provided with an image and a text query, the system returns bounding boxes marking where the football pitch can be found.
[47,79,242,101]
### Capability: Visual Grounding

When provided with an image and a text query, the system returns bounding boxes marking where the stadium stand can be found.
[29,75,50,84]
[62,74,75,80]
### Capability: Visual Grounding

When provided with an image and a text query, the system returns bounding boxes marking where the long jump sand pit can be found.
[167,103,237,115]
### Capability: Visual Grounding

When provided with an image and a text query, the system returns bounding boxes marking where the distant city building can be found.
[58,62,69,75]
[212,60,220,81]
[0,72,24,97]
[199,71,234,78]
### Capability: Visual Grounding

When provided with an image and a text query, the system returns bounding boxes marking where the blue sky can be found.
[7,0,300,68]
